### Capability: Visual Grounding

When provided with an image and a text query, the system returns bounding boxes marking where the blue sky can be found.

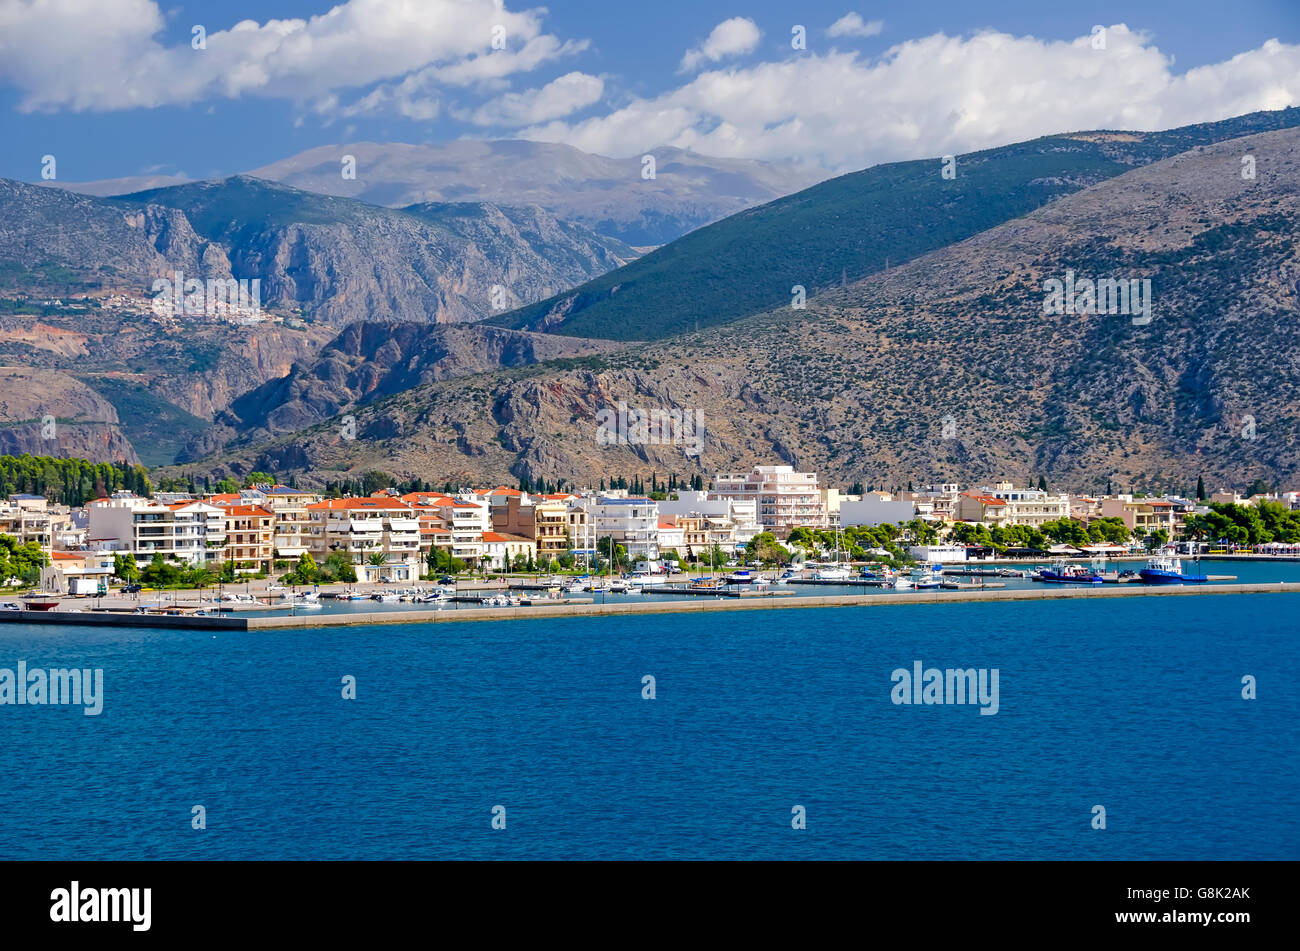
[0,0,1296,183]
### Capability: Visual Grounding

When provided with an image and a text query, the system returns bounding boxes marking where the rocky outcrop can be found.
[0,367,138,463]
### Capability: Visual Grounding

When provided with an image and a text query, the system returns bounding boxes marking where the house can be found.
[480,531,537,570]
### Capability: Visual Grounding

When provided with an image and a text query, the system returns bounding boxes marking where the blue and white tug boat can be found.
[1138,555,1208,585]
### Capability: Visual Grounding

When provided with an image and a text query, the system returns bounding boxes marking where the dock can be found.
[2,581,1297,630]
[642,585,797,598]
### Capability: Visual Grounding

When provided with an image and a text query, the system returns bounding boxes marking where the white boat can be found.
[626,574,653,587]
[891,576,914,589]
[371,592,402,602]
[810,565,853,581]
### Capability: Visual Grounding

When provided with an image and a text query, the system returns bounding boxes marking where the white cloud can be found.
[0,0,577,114]
[680,17,761,73]
[522,26,1300,172]
[828,13,883,39]
[464,71,604,125]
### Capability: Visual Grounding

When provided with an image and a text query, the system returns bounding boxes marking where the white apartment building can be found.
[712,466,828,536]
[957,481,1070,527]
[86,494,226,566]
[588,497,660,560]
[656,490,760,553]
[306,497,422,582]
[0,494,53,547]
[840,493,917,528]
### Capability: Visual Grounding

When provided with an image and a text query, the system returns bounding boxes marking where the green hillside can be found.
[487,108,1300,341]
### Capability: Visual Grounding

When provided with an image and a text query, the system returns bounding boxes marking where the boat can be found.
[810,565,853,581]
[371,592,402,602]
[1139,556,1208,585]
[891,574,914,589]
[688,577,727,591]
[910,568,942,590]
[724,570,756,583]
[1036,562,1103,585]
[608,581,631,593]
[20,595,59,611]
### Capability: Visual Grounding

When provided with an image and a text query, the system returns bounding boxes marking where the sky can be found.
[0,0,1297,183]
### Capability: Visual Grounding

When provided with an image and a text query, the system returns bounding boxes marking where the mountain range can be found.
[3,108,1299,491]
[164,121,1300,494]
[46,140,827,247]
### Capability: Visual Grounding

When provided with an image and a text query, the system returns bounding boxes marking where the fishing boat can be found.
[688,576,727,591]
[20,595,59,611]
[1139,555,1208,585]
[1036,562,1103,585]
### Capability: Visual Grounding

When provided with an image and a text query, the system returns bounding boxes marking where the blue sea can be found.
[1,584,1297,859]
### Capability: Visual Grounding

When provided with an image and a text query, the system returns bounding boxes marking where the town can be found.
[3,462,1299,600]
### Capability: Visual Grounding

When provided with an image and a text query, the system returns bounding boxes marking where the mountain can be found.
[179,321,625,462]
[487,108,1300,342]
[0,176,637,329]
[246,140,827,245]
[168,125,1300,493]
[0,367,139,463]
[0,176,642,463]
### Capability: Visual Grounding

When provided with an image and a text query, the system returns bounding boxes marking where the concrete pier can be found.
[2,581,1297,631]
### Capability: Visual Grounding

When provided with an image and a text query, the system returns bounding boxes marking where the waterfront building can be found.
[481,531,537,570]
[711,465,828,536]
[588,497,660,560]
[305,497,421,582]
[840,492,917,527]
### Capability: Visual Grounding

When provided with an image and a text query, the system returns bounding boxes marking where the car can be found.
[121,583,142,593]
[438,576,455,585]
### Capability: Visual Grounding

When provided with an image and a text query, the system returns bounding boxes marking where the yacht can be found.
[810,565,854,581]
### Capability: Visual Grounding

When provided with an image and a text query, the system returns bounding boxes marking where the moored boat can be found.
[1036,562,1103,585]
[1138,556,1208,585]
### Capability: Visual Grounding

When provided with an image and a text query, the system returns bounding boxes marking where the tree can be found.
[1196,475,1206,501]
[746,532,790,565]
[786,526,817,550]
[113,552,140,582]
[244,471,275,488]
[363,471,394,495]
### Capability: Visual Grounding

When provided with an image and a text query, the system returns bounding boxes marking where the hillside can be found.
[168,126,1300,494]
[179,322,625,462]
[487,108,1300,342]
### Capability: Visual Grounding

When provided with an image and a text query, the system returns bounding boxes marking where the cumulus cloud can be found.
[0,0,576,114]
[680,17,761,73]
[522,26,1300,172]
[463,71,604,125]
[827,13,883,39]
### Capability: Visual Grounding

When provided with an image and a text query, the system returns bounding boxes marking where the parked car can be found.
[438,576,455,585]
[121,583,142,593]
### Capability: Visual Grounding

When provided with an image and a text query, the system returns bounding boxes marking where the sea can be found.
[1,560,1297,860]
